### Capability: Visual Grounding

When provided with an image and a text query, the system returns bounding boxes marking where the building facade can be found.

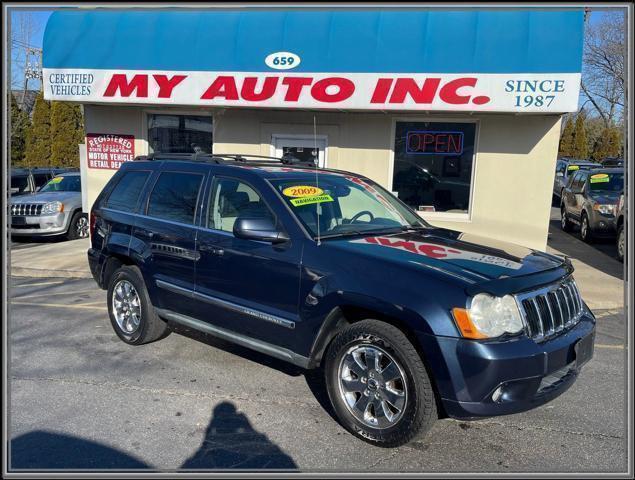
[43,8,585,250]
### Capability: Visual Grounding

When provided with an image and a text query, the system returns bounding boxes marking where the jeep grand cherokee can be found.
[88,153,596,447]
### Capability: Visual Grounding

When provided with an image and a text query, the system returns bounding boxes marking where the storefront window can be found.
[147,114,213,154]
[392,121,476,214]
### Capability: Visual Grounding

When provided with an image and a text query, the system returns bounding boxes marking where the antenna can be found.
[314,115,321,246]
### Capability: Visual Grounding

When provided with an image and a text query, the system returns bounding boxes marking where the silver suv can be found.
[10,172,88,240]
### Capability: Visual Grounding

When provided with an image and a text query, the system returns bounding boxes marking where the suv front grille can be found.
[515,277,584,342]
[11,204,43,216]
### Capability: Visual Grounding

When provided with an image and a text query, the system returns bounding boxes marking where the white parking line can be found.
[13,281,65,288]
[595,344,624,350]
[13,290,99,300]
[11,301,107,311]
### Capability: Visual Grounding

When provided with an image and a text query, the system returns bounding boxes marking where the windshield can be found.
[40,175,81,193]
[270,174,428,239]
[588,172,624,193]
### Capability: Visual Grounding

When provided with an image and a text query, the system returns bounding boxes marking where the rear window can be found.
[104,170,151,213]
[146,171,203,224]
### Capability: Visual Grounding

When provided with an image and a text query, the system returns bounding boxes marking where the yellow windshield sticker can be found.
[590,173,610,184]
[283,185,324,198]
[290,194,334,207]
[567,165,580,171]
[49,177,63,184]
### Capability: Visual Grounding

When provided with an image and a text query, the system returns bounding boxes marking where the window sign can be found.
[148,114,212,154]
[86,133,135,169]
[393,121,476,214]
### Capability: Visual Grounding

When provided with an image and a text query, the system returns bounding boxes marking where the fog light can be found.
[492,386,504,403]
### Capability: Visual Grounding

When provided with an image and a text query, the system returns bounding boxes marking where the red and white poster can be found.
[86,133,135,169]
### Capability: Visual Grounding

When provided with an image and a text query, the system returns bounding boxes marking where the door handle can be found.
[136,229,154,239]
[199,244,224,256]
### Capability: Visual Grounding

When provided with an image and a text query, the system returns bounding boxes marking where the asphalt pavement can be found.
[8,275,628,472]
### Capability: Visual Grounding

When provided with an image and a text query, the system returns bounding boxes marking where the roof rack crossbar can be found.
[134,152,318,167]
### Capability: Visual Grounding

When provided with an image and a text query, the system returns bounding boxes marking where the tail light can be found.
[89,211,97,238]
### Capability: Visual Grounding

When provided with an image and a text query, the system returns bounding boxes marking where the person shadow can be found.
[181,402,297,469]
[11,401,297,470]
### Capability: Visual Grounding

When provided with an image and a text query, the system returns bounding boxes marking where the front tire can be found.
[324,320,437,447]
[66,211,89,240]
[617,224,625,263]
[580,212,594,243]
[107,265,169,345]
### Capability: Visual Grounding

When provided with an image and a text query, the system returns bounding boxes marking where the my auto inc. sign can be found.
[44,70,580,113]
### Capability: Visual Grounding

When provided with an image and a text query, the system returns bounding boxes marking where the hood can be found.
[322,228,565,284]
[10,191,79,205]
[588,191,621,204]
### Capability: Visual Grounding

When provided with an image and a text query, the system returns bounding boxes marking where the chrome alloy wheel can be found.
[76,216,89,238]
[338,345,408,429]
[112,280,142,334]
[561,209,568,229]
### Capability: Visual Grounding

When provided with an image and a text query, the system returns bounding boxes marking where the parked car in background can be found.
[553,159,599,203]
[560,168,624,243]
[615,192,625,263]
[10,172,88,240]
[10,167,79,197]
[600,157,624,168]
[87,153,595,447]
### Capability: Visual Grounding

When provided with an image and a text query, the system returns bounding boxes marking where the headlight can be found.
[593,204,615,215]
[452,294,524,339]
[41,201,64,215]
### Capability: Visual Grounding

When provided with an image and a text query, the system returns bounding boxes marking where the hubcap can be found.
[112,280,142,334]
[561,210,567,228]
[76,216,89,238]
[338,345,407,429]
[582,217,588,238]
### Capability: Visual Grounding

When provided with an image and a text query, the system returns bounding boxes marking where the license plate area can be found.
[574,331,595,370]
[12,216,27,226]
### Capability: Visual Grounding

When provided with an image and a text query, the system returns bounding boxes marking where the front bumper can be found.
[588,210,617,236]
[418,309,596,419]
[10,213,69,236]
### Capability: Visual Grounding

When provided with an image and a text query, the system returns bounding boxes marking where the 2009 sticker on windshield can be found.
[590,173,610,184]
[282,185,334,206]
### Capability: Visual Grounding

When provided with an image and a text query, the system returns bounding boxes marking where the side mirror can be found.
[233,217,290,244]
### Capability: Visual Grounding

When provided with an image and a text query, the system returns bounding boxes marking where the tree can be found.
[558,115,575,156]
[50,101,84,167]
[581,11,626,126]
[9,93,30,167]
[24,91,51,167]
[571,110,589,159]
[591,124,622,161]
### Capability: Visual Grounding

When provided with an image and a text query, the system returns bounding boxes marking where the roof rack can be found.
[134,152,318,167]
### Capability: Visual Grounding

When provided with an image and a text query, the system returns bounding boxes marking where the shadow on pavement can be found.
[11,431,149,469]
[548,219,623,281]
[11,402,297,471]
[182,402,297,469]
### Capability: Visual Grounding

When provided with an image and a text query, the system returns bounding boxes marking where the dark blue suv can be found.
[88,153,596,447]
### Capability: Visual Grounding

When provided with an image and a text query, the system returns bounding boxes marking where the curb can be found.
[10,267,92,279]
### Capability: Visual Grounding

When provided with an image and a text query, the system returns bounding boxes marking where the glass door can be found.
[273,136,327,168]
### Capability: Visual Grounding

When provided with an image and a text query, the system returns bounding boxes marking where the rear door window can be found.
[105,170,151,213]
[146,171,204,224]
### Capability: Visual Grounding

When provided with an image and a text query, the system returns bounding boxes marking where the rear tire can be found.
[107,265,169,345]
[561,206,573,232]
[324,320,437,447]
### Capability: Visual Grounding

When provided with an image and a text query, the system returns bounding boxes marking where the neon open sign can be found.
[406,131,464,155]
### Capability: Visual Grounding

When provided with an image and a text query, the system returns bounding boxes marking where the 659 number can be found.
[265,52,301,71]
